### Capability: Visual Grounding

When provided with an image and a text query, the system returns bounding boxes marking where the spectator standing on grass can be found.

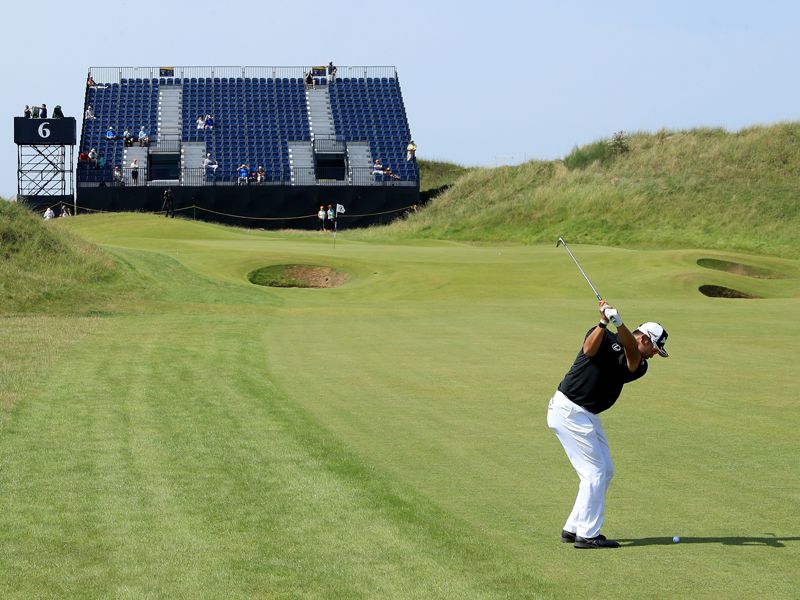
[60,204,71,217]
[43,207,54,220]
[130,159,139,185]
[318,205,327,231]
[326,204,334,223]
[162,188,175,218]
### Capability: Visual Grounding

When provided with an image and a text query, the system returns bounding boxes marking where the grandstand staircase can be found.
[122,146,148,186]
[288,142,315,185]
[156,86,183,146]
[346,142,374,185]
[181,143,208,185]
[306,86,335,139]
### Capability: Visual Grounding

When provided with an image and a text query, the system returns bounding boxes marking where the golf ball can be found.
[673,536,680,543]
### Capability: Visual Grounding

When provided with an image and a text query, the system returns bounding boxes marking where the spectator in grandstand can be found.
[256,165,266,183]
[122,128,134,147]
[318,205,327,231]
[406,140,417,161]
[78,150,89,164]
[88,148,98,168]
[327,62,337,82]
[372,158,384,177]
[52,105,64,119]
[23,105,32,118]
[304,70,315,88]
[162,188,175,218]
[196,115,205,130]
[203,153,219,179]
[138,126,150,147]
[237,163,250,185]
[106,126,117,141]
[31,105,40,118]
[43,206,55,220]
[85,105,96,120]
[40,104,48,118]
[326,204,334,223]
[204,114,214,130]
[87,75,96,87]
[383,165,401,180]
[113,165,123,185]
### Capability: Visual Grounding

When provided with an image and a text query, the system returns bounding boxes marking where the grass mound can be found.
[380,124,800,258]
[0,201,117,314]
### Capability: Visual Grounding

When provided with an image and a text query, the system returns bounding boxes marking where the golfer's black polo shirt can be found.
[558,328,648,414]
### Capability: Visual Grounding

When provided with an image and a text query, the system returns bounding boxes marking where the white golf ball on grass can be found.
[673,536,681,543]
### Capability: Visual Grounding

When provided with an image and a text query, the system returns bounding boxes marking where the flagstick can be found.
[333,218,337,248]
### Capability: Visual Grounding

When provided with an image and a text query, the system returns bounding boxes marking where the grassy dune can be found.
[0,207,798,598]
[378,125,800,258]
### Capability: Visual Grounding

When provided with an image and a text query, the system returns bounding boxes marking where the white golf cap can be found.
[637,322,669,357]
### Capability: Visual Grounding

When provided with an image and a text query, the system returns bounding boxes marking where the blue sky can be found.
[3,0,799,197]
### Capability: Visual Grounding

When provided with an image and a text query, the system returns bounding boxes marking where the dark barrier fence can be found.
[75,183,419,229]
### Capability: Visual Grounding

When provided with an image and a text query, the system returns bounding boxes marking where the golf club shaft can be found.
[556,237,603,300]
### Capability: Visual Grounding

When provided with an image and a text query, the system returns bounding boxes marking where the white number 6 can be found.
[38,122,51,138]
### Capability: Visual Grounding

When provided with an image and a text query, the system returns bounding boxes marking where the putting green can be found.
[1,214,797,598]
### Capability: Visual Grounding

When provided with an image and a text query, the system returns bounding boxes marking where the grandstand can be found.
[77,66,419,227]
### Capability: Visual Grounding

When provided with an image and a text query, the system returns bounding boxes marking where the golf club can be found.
[556,237,603,300]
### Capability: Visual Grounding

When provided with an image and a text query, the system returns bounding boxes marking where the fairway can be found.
[1,214,798,598]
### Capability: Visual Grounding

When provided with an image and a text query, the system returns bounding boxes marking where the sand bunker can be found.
[698,285,758,299]
[248,264,347,288]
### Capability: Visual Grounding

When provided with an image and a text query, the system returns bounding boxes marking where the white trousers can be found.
[547,390,614,538]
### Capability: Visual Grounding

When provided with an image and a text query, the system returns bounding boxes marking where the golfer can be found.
[548,300,668,549]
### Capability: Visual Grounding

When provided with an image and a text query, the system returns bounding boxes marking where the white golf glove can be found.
[603,307,624,327]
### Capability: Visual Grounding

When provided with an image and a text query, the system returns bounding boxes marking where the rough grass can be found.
[368,124,800,258]
[0,201,118,314]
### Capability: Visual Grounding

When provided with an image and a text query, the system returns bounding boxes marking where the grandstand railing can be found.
[88,66,399,84]
[313,135,346,154]
[78,166,417,188]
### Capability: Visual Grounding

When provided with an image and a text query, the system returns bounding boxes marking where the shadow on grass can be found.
[420,184,452,205]
[619,535,800,548]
